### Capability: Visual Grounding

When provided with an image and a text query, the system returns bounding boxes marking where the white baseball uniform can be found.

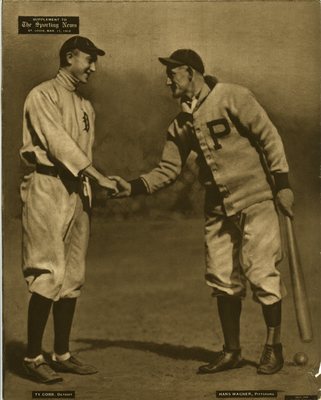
[137,78,289,304]
[20,68,95,301]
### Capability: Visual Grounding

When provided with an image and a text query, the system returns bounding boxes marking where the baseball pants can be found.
[204,199,286,305]
[20,171,90,301]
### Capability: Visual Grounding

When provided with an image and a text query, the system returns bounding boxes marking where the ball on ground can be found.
[293,352,308,366]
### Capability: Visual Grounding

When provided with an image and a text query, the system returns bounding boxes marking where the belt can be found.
[36,164,79,181]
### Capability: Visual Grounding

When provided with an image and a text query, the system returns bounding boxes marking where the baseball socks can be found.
[51,298,97,375]
[53,297,77,357]
[198,296,243,374]
[26,293,53,359]
[217,296,242,351]
[258,300,284,374]
[24,293,62,383]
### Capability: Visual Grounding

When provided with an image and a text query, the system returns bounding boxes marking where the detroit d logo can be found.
[82,111,90,132]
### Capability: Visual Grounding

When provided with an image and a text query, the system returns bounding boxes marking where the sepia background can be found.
[3,1,320,399]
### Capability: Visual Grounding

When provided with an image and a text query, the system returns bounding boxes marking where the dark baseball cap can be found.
[159,49,205,74]
[60,36,105,57]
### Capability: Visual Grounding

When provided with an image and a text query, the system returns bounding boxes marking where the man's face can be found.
[166,65,191,98]
[67,50,97,83]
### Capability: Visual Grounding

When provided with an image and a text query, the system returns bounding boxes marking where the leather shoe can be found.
[23,357,63,384]
[257,343,284,374]
[51,355,98,375]
[198,347,243,374]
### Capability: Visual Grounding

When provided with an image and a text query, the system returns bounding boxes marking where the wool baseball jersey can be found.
[20,68,95,176]
[139,80,289,216]
[20,68,95,300]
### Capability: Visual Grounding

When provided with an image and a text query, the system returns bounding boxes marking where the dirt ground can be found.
[3,217,320,400]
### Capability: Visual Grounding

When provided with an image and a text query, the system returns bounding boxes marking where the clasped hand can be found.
[108,176,131,198]
[97,176,119,197]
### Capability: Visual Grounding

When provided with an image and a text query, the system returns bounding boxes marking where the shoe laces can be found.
[37,362,55,375]
[214,350,226,363]
[261,346,273,363]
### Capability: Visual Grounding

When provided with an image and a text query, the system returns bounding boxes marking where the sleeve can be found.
[139,118,192,194]
[228,85,290,189]
[129,178,149,196]
[24,88,92,176]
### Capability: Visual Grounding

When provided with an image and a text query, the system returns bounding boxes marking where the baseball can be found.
[293,352,308,366]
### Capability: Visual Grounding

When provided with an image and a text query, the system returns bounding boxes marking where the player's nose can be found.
[166,77,173,86]
[89,62,96,72]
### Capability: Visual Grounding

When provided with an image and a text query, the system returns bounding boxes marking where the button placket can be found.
[221,186,230,198]
[194,113,222,185]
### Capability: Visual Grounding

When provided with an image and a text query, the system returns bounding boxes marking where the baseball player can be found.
[111,49,294,374]
[20,36,118,383]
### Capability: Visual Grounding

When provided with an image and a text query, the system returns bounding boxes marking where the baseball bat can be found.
[284,215,313,342]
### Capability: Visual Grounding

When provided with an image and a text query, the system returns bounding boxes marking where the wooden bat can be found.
[284,215,313,342]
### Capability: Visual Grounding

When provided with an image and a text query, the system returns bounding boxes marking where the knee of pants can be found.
[248,274,286,305]
[205,274,247,298]
[26,268,65,301]
[58,271,85,299]
[58,285,83,299]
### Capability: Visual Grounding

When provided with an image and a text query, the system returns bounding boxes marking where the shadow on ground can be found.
[4,341,63,382]
[4,341,26,377]
[3,338,258,380]
[75,338,258,368]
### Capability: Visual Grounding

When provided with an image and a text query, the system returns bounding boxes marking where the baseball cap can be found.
[158,49,205,74]
[60,36,105,57]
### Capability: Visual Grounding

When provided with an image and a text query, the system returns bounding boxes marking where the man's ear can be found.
[187,66,194,81]
[65,51,74,65]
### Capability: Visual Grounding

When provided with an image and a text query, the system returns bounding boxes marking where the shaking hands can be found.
[95,174,131,200]
[97,176,119,197]
[82,165,119,197]
[108,176,131,198]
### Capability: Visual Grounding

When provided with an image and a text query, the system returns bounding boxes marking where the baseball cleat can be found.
[50,355,98,375]
[257,343,284,374]
[23,358,63,384]
[198,347,243,374]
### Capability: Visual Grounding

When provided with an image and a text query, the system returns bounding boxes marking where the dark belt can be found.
[205,184,224,208]
[36,164,79,181]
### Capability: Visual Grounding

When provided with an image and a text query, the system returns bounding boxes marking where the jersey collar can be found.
[194,82,211,112]
[56,68,79,91]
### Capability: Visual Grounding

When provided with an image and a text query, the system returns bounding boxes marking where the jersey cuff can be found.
[129,178,148,196]
[78,162,92,177]
[273,173,290,191]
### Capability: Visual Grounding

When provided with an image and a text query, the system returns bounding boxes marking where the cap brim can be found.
[96,48,105,56]
[158,57,184,67]
[91,47,105,56]
[83,46,105,56]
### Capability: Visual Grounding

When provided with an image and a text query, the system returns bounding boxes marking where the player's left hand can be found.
[276,188,294,218]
